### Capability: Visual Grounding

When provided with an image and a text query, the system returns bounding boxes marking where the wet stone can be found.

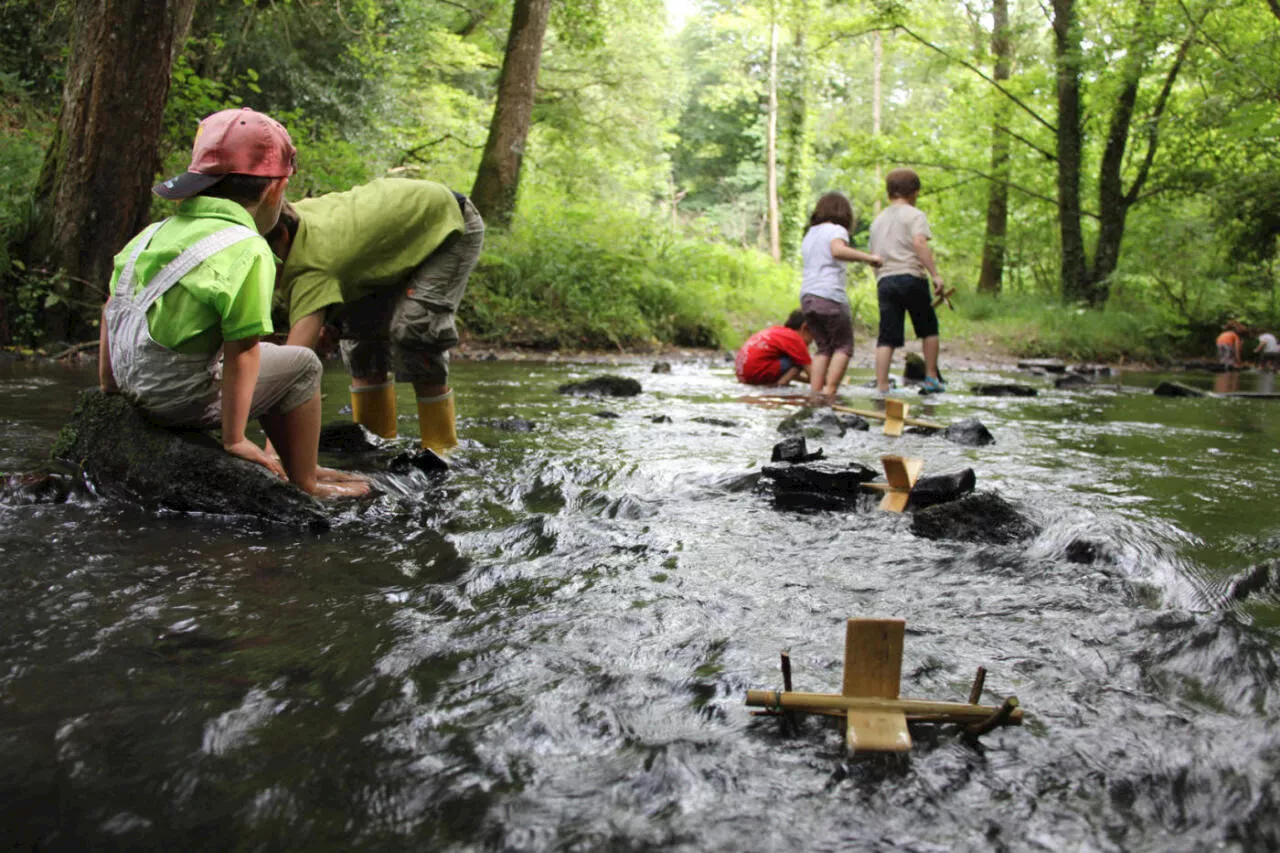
[594,411,621,419]
[971,383,1039,397]
[388,449,449,475]
[770,436,825,464]
[1070,363,1113,377]
[1055,374,1093,390]
[50,390,330,531]
[474,417,537,432]
[651,361,673,374]
[318,421,382,454]
[557,375,643,397]
[691,416,741,428]
[1223,560,1280,604]
[911,491,1039,544]
[760,461,879,499]
[1066,538,1112,564]
[0,471,80,506]
[777,407,870,437]
[904,352,927,381]
[909,469,977,509]
[943,418,995,447]
[1154,381,1207,398]
[649,414,673,424]
[1017,358,1068,373]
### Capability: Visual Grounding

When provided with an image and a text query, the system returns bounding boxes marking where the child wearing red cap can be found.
[98,108,367,499]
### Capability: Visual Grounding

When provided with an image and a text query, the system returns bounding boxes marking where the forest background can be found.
[0,0,1277,363]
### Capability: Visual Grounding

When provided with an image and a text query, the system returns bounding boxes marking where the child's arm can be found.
[221,336,286,478]
[830,239,883,267]
[98,302,118,393]
[912,234,945,292]
[777,365,804,385]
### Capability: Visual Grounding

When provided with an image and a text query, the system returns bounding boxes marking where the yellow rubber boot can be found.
[417,390,458,453]
[350,381,398,439]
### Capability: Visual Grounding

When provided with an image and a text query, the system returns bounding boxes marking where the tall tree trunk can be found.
[977,0,1013,294]
[1053,0,1088,303]
[470,0,552,229]
[765,11,781,262]
[20,0,197,343]
[872,32,883,214]
[778,2,811,261]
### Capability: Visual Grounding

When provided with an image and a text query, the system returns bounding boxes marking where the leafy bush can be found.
[0,71,52,344]
[461,200,798,350]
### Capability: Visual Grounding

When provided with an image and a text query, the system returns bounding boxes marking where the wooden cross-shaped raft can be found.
[745,618,1023,754]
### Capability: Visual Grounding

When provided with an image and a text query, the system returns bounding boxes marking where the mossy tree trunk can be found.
[470,0,552,229]
[19,0,196,342]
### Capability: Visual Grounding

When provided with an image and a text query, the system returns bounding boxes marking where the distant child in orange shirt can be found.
[1216,323,1242,368]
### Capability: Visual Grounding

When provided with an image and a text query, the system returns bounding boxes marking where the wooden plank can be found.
[881,456,923,490]
[743,690,1024,724]
[879,490,910,513]
[842,618,904,699]
[882,399,908,437]
[846,710,912,752]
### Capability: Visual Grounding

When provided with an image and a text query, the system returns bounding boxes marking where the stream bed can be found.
[2,356,1279,851]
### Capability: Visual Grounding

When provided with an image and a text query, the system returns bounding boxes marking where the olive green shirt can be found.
[279,179,466,326]
[108,197,274,354]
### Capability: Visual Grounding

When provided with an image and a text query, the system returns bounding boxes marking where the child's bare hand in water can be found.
[224,439,286,479]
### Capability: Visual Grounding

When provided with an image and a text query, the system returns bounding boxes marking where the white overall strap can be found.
[135,225,260,312]
[114,222,167,300]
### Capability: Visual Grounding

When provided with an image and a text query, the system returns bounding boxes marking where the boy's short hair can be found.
[886,168,921,200]
[784,310,806,331]
[808,192,854,231]
[198,174,275,205]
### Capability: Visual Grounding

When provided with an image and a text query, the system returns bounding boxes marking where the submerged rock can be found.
[770,436,825,464]
[473,416,537,432]
[1223,560,1280,604]
[911,492,1039,544]
[1017,358,1067,374]
[691,415,741,428]
[1,471,81,505]
[649,414,673,424]
[1154,381,1207,398]
[943,418,995,447]
[651,361,673,374]
[51,390,330,531]
[594,410,621,419]
[777,407,870,437]
[558,375,642,397]
[971,383,1039,397]
[1069,363,1113,378]
[388,449,449,475]
[318,421,382,453]
[1054,374,1093,390]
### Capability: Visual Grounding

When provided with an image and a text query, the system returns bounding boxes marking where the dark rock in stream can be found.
[770,436,825,463]
[594,410,621,419]
[691,415,741,428]
[1,471,81,505]
[970,383,1039,397]
[318,421,382,453]
[649,414,673,424]
[51,390,330,531]
[651,361,672,374]
[1154,381,1208,398]
[909,469,977,509]
[1223,560,1280,604]
[1054,373,1093,390]
[777,407,870,437]
[943,418,995,447]
[911,492,1039,544]
[760,461,879,499]
[1017,358,1068,373]
[473,416,537,432]
[557,375,642,397]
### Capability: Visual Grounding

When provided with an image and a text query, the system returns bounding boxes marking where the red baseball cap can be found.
[153,107,297,200]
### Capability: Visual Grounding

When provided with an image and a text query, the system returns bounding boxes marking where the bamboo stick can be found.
[745,690,1023,725]
[968,666,987,705]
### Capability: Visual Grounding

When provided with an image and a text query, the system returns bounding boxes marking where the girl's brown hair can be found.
[808,192,853,231]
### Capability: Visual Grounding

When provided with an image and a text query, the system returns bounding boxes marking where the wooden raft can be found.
[745,618,1023,755]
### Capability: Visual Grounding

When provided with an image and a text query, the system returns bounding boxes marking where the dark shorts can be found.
[876,274,939,348]
[801,294,853,356]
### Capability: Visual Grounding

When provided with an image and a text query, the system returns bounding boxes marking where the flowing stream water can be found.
[2,356,1279,851]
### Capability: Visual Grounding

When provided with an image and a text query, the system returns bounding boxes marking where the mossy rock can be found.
[52,390,329,531]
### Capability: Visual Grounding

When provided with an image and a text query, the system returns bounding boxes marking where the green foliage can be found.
[0,72,50,344]
[461,199,797,350]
